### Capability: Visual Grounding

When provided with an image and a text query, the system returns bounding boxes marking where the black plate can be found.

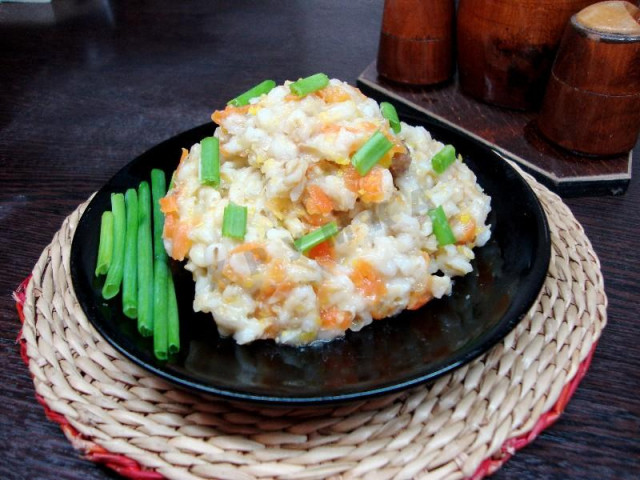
[70,115,550,406]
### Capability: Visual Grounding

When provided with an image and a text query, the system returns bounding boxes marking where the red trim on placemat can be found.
[14,277,163,480]
[14,275,33,367]
[87,450,164,480]
[469,344,597,480]
[14,276,598,480]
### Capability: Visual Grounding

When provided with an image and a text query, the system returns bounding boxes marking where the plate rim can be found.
[70,118,551,406]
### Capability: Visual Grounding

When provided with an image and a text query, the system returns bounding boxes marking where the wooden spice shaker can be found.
[456,0,600,110]
[377,0,454,85]
[538,1,640,156]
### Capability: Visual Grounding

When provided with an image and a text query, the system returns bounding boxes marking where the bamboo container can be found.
[456,0,600,110]
[537,1,640,156]
[377,0,455,85]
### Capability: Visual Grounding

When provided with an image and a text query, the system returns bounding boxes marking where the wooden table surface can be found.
[1,1,638,479]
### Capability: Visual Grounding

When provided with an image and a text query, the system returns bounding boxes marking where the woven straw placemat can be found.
[16,167,607,480]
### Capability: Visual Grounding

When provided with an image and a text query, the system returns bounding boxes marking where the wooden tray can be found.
[357,62,633,197]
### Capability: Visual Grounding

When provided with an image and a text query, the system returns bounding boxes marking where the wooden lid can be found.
[576,1,640,35]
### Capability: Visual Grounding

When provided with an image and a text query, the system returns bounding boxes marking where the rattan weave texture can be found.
[18,167,607,480]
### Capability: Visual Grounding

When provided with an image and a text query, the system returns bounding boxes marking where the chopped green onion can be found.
[95,211,114,276]
[222,202,248,239]
[431,145,456,174]
[168,170,176,191]
[137,181,154,337]
[428,206,456,246]
[151,170,167,259]
[153,259,169,361]
[294,222,340,253]
[102,193,126,299]
[151,169,169,361]
[122,188,139,319]
[167,273,180,355]
[351,131,394,176]
[290,73,329,97]
[227,79,276,107]
[380,102,401,133]
[200,136,220,187]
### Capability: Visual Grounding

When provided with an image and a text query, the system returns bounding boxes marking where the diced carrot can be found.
[266,259,287,283]
[211,105,250,124]
[407,288,433,311]
[343,165,361,193]
[162,213,192,261]
[320,123,376,140]
[163,212,177,239]
[320,123,342,134]
[171,223,192,261]
[349,259,387,300]
[229,242,269,262]
[304,185,334,215]
[320,306,353,330]
[223,243,270,283]
[359,167,385,203]
[343,165,386,203]
[262,321,279,338]
[456,217,477,244]
[270,282,293,300]
[258,282,290,303]
[257,262,284,300]
[169,147,189,183]
[159,195,178,214]
[257,261,293,302]
[356,121,379,135]
[179,148,188,164]
[346,122,380,155]
[307,240,335,267]
[221,263,237,282]
[378,136,407,169]
[314,85,351,103]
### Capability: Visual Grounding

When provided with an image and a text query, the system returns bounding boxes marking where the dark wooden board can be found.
[358,62,633,197]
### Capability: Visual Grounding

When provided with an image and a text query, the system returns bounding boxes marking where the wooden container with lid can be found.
[377,0,454,85]
[456,0,600,110]
[537,1,640,156]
